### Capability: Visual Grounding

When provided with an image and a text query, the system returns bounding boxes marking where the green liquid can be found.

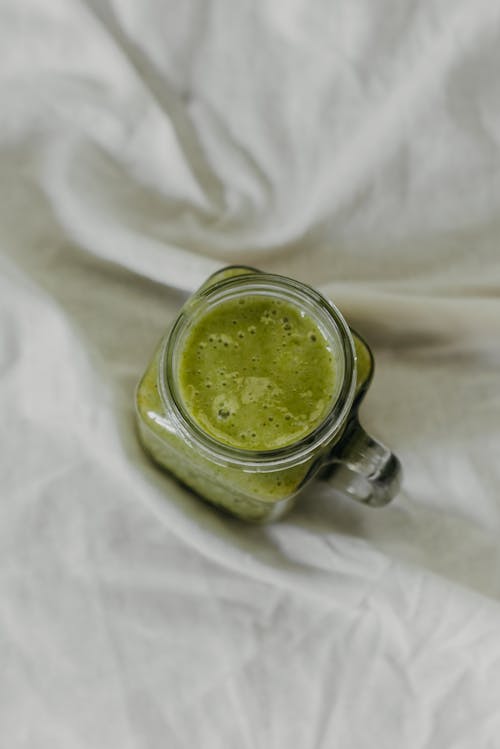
[178,296,337,450]
[135,266,374,521]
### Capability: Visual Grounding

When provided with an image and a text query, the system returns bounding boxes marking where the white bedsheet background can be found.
[2,1,500,747]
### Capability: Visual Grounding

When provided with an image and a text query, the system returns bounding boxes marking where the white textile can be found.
[2,1,500,747]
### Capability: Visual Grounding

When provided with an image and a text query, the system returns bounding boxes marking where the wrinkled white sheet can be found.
[2,1,500,747]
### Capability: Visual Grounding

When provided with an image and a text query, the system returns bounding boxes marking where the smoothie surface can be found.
[177,295,338,450]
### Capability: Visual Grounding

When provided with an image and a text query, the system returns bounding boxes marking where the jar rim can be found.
[158,271,357,471]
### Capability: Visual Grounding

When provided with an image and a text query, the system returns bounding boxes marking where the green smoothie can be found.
[177,296,337,450]
[135,268,374,521]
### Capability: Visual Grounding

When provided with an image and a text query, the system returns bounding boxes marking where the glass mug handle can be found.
[321,416,402,507]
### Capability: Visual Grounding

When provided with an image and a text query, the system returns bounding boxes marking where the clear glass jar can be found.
[135,266,401,522]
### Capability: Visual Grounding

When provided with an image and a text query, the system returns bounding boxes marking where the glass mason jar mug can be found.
[135,267,402,522]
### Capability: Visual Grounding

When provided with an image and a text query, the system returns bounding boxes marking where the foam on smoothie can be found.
[177,295,337,450]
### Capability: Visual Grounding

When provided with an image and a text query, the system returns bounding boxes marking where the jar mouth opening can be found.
[159,272,356,470]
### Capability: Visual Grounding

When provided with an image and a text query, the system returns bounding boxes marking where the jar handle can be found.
[321,417,402,507]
